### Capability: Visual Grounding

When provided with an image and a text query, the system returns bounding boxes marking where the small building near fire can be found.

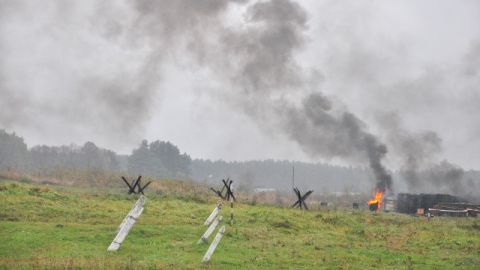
[396,193,465,215]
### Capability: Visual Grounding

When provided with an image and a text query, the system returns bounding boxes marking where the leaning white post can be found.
[107,195,146,251]
[198,215,223,244]
[204,204,221,226]
[202,225,225,262]
[116,196,145,233]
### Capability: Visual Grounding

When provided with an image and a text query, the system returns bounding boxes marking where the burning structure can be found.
[367,189,396,212]
[366,190,478,217]
[367,190,384,211]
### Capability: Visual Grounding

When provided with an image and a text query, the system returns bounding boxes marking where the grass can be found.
[0,180,479,269]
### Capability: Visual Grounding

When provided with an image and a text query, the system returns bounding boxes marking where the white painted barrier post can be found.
[204,204,221,226]
[202,225,225,262]
[116,196,146,233]
[107,195,146,251]
[198,215,223,244]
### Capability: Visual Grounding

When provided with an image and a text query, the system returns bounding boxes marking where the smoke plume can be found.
[157,0,393,191]
[378,112,442,190]
[0,0,395,189]
[282,94,392,191]
[220,0,393,191]
[377,112,478,196]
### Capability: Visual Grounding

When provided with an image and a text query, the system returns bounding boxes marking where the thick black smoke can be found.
[134,0,393,191]
[378,112,442,191]
[282,94,392,192]
[378,113,477,196]
[224,0,392,191]
[0,0,394,189]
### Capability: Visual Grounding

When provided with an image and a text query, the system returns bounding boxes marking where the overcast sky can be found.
[1,0,479,170]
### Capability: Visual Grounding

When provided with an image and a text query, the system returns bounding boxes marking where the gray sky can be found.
[1,0,479,170]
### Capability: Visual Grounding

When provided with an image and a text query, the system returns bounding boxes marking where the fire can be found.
[368,190,384,211]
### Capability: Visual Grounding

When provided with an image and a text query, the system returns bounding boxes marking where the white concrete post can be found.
[204,204,221,226]
[198,215,223,244]
[107,196,146,251]
[202,225,226,262]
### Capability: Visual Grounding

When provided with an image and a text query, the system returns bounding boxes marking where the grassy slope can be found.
[0,180,479,270]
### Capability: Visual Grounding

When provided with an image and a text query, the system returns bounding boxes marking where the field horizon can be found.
[1,179,479,269]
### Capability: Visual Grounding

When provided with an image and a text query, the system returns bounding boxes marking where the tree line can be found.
[1,129,478,195]
[0,129,374,191]
[0,129,191,180]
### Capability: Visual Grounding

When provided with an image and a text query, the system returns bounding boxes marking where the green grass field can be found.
[0,180,479,269]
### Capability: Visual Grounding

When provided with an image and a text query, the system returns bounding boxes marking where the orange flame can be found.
[368,190,384,210]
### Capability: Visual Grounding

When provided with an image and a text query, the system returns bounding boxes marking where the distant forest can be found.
[1,129,479,194]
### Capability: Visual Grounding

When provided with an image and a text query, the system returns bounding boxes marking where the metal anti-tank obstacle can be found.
[121,176,140,194]
[121,175,152,195]
[291,187,313,210]
[210,178,236,202]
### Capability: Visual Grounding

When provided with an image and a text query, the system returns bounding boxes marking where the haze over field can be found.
[1,1,479,195]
